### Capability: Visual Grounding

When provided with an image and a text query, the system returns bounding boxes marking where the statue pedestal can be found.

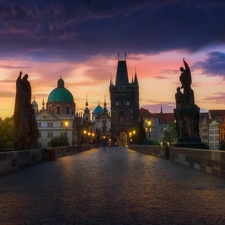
[173,137,207,149]
[173,105,208,149]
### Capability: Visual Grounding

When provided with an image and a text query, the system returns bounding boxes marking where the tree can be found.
[138,117,146,144]
[163,122,176,144]
[0,116,14,150]
[48,134,68,147]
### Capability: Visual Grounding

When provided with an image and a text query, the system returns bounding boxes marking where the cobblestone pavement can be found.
[1,147,225,225]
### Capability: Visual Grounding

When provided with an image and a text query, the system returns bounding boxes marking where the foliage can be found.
[0,116,14,150]
[150,139,160,146]
[138,117,146,142]
[163,122,176,144]
[48,134,68,147]
[220,140,225,151]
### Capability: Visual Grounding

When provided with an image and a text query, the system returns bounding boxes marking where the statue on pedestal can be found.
[14,71,39,150]
[173,59,206,148]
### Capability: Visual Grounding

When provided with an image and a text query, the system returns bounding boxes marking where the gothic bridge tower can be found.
[109,54,139,146]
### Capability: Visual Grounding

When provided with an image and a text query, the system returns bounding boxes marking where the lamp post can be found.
[64,120,69,146]
[83,130,87,144]
[147,120,151,145]
[129,132,132,145]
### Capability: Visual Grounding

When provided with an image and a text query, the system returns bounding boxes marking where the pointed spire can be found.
[42,96,45,109]
[118,52,119,61]
[104,94,108,114]
[85,94,88,108]
[134,65,139,86]
[124,52,126,60]
[110,72,113,86]
[161,104,163,114]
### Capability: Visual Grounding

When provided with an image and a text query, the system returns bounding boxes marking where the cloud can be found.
[193,52,225,78]
[202,92,225,105]
[0,0,225,61]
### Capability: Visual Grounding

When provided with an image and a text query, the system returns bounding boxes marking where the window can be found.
[57,106,60,114]
[115,101,119,106]
[38,122,41,128]
[209,136,214,141]
[47,122,53,127]
[66,106,70,114]
[47,132,53,138]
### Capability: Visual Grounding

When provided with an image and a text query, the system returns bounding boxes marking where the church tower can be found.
[109,53,139,146]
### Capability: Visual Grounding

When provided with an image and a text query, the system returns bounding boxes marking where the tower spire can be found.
[42,96,45,109]
[118,52,119,61]
[134,65,139,86]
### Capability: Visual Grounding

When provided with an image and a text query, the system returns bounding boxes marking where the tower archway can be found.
[118,131,128,146]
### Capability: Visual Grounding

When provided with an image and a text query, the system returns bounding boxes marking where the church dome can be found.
[32,99,38,107]
[48,78,74,103]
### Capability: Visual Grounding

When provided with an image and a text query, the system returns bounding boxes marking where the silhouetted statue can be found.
[180,58,192,92]
[175,87,183,108]
[173,59,206,148]
[14,71,39,150]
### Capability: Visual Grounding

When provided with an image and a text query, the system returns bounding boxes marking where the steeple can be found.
[115,60,129,86]
[134,66,139,87]
[42,96,45,110]
[161,104,163,113]
[31,96,38,113]
[83,95,90,121]
[103,95,108,113]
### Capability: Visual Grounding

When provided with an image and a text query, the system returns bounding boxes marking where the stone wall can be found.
[129,145,225,180]
[0,145,94,177]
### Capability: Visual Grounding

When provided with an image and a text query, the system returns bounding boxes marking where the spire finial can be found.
[118,52,119,61]
[42,96,45,109]
[125,52,126,60]
[161,104,163,114]
[86,94,88,107]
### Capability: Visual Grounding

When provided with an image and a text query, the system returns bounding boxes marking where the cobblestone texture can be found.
[1,147,225,225]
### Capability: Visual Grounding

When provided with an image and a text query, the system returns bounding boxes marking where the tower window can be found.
[115,101,119,106]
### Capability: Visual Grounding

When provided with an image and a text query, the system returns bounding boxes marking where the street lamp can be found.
[147,120,151,145]
[83,130,87,144]
[64,120,69,145]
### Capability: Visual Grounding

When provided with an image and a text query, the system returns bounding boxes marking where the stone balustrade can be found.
[129,145,225,180]
[0,145,94,177]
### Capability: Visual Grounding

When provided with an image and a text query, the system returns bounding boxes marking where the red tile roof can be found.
[139,107,151,117]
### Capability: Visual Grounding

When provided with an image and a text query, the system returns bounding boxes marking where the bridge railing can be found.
[129,145,225,180]
[0,145,95,177]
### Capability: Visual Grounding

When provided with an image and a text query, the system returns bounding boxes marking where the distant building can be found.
[110,57,139,146]
[208,119,221,150]
[139,107,175,143]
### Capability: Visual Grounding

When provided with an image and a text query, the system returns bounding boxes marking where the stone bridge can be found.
[1,147,225,225]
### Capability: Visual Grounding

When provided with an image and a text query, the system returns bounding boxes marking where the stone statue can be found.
[14,71,39,150]
[173,60,206,148]
[179,58,192,92]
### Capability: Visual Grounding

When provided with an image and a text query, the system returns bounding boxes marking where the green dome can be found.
[48,78,74,103]
[48,87,74,103]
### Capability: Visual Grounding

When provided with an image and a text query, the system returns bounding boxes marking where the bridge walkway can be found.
[1,147,225,225]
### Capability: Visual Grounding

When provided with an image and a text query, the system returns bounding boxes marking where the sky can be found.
[1,0,225,118]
